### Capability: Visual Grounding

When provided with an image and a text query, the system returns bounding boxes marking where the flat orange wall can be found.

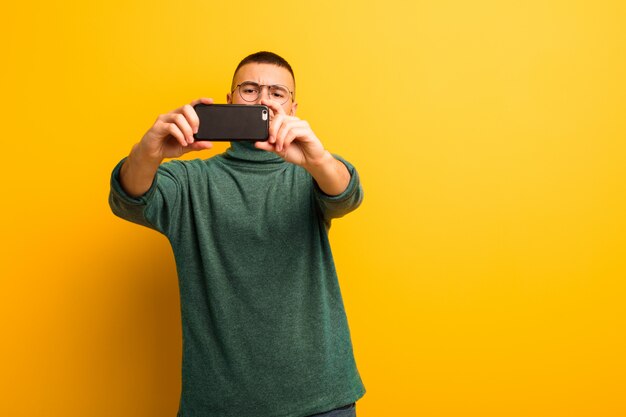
[1,1,625,416]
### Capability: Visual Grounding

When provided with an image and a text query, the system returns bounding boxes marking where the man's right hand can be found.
[138,97,215,161]
[120,97,214,198]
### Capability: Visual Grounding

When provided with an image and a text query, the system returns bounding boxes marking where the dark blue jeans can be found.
[306,402,356,417]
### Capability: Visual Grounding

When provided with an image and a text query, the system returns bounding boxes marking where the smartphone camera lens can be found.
[262,109,268,121]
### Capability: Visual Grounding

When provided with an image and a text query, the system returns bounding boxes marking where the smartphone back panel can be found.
[193,104,269,141]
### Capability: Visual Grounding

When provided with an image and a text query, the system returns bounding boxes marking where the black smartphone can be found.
[193,104,269,141]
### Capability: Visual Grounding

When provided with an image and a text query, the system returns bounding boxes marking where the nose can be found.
[254,86,271,104]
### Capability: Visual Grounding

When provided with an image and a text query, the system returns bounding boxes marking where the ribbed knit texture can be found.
[108,141,366,417]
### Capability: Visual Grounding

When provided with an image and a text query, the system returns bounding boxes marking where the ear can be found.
[226,93,232,104]
[290,101,298,116]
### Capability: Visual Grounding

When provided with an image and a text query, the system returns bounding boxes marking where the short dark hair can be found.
[231,51,295,96]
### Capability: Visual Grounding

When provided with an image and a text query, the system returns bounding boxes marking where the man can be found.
[109,51,365,417]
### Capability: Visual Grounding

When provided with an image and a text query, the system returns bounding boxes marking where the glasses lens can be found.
[239,82,260,102]
[268,85,290,104]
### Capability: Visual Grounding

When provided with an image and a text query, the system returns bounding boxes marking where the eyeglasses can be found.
[232,81,294,105]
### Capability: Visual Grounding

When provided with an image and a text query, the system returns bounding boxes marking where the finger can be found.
[281,127,309,151]
[276,119,304,151]
[188,98,213,135]
[168,112,195,144]
[189,97,214,107]
[166,122,188,148]
[270,114,297,143]
[268,113,286,144]
[254,140,275,152]
[183,140,213,153]
[181,104,199,138]
[152,116,172,138]
[276,118,302,141]
[261,98,285,118]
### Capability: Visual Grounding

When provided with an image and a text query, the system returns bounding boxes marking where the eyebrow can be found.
[233,80,294,91]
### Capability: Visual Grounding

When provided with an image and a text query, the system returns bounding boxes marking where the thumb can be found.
[254,141,275,152]
[183,141,214,154]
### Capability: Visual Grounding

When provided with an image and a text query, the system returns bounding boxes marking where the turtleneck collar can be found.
[223,141,285,164]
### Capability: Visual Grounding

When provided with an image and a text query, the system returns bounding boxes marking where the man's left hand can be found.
[254,99,326,167]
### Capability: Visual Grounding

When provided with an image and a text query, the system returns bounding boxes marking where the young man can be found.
[109,51,365,417]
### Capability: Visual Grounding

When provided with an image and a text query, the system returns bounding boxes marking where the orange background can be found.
[1,1,625,416]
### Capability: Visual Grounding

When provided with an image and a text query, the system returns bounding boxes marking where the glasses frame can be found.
[232,81,294,105]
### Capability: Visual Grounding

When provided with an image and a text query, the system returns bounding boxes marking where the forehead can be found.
[233,63,294,89]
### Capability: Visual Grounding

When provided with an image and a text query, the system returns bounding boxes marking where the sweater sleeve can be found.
[108,157,187,235]
[313,154,364,226]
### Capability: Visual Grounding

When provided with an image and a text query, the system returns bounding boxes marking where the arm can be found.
[253,99,351,196]
[313,154,364,223]
[120,97,215,198]
[120,142,162,198]
[109,97,215,233]
[302,150,351,196]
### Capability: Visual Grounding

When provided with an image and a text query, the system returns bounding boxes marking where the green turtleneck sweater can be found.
[108,141,366,417]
